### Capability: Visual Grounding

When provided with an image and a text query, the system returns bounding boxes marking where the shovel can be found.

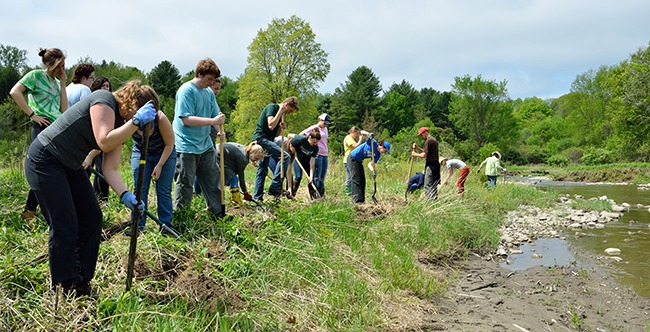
[404,150,415,202]
[370,139,378,203]
[219,126,226,218]
[126,122,153,292]
[88,167,180,239]
[294,157,321,199]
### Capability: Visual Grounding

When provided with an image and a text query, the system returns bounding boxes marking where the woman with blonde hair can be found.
[10,47,67,220]
[24,79,158,297]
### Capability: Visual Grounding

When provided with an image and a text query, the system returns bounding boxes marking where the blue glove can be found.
[121,191,145,215]
[132,101,157,129]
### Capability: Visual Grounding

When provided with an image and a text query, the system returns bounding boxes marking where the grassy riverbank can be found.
[1,157,559,331]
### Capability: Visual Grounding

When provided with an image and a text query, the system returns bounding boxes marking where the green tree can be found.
[377,80,419,135]
[565,67,613,147]
[448,75,518,156]
[148,60,181,100]
[608,43,650,160]
[0,44,28,100]
[232,15,330,142]
[419,88,452,129]
[94,60,146,90]
[328,65,383,134]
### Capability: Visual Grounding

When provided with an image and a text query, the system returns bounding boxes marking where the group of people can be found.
[405,127,507,197]
[12,48,508,298]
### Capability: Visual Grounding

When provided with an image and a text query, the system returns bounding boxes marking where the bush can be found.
[581,148,614,165]
[562,147,584,164]
[547,154,569,167]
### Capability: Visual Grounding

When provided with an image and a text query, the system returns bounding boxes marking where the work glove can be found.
[243,192,253,201]
[121,191,145,215]
[133,101,157,129]
[371,171,377,179]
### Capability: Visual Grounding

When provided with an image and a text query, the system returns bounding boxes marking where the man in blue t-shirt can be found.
[172,58,225,218]
[251,96,299,201]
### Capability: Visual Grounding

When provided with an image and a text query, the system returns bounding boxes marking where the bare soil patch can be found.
[417,255,650,331]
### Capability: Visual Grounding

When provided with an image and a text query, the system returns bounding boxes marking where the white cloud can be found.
[2,0,648,99]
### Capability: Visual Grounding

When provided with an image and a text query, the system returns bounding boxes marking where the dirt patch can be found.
[354,203,390,221]
[171,269,245,312]
[416,255,650,331]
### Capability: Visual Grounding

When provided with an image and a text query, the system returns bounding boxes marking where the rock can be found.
[611,205,626,212]
[599,195,609,201]
[600,211,621,219]
[510,249,524,255]
[604,248,621,255]
[495,248,508,257]
[531,253,543,259]
[605,256,623,263]
[594,224,605,229]
[568,223,582,230]
[622,202,631,208]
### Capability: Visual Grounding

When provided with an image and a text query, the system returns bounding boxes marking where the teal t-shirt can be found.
[173,81,219,154]
[19,69,63,122]
[252,103,280,141]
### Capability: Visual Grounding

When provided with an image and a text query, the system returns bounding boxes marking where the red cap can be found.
[418,127,429,135]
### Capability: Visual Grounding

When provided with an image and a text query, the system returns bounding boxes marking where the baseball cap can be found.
[318,113,332,125]
[418,127,429,136]
[383,140,391,154]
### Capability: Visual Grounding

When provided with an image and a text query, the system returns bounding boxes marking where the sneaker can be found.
[20,210,36,220]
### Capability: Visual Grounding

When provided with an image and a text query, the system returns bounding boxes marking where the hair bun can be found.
[38,48,47,57]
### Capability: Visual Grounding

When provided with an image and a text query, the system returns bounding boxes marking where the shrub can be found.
[547,154,569,167]
[581,148,614,165]
[562,147,584,164]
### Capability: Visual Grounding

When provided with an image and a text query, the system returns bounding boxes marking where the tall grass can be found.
[0,155,557,331]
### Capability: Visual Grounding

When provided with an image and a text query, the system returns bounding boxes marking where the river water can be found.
[502,177,650,299]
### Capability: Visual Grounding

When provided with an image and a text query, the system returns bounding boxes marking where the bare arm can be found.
[180,113,225,127]
[267,103,287,130]
[443,167,453,185]
[90,103,139,152]
[102,144,129,196]
[10,82,52,127]
[82,149,102,169]
[58,71,67,113]
[151,112,175,181]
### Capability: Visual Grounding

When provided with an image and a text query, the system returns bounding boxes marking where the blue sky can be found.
[2,0,649,99]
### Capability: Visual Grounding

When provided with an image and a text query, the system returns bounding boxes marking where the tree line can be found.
[1,15,649,167]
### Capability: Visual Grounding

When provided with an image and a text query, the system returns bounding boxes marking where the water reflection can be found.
[514,176,650,299]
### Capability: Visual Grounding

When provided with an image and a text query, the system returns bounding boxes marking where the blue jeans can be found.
[487,175,498,189]
[253,137,290,200]
[131,150,176,229]
[313,155,328,192]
